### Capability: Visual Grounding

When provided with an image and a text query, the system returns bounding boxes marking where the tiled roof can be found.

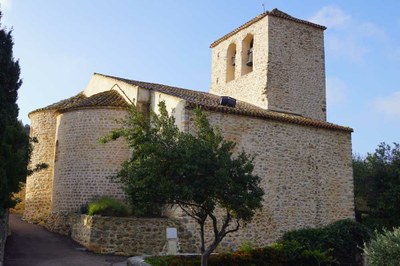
[97,73,352,132]
[210,8,326,48]
[29,93,87,115]
[58,90,129,113]
[29,90,129,116]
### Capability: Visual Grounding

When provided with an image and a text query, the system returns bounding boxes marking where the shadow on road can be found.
[5,214,127,266]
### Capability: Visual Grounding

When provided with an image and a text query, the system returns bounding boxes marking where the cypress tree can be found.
[0,10,30,214]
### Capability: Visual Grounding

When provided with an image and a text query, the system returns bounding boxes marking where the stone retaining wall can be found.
[71,215,192,256]
[45,212,79,236]
[0,211,9,266]
[45,213,194,256]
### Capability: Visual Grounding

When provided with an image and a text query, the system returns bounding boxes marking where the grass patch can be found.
[87,196,130,217]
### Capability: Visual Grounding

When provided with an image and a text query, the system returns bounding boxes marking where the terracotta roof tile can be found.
[97,73,352,132]
[29,90,129,116]
[29,93,87,115]
[58,90,129,113]
[210,8,326,48]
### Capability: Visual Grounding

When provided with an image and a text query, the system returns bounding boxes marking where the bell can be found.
[246,48,253,67]
[231,55,236,66]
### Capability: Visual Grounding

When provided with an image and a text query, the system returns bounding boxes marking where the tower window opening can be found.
[226,43,236,82]
[242,34,254,75]
[246,40,253,67]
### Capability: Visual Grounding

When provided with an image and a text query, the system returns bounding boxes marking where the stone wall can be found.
[45,214,191,256]
[210,15,269,110]
[72,215,184,255]
[24,110,58,223]
[179,109,354,252]
[52,108,131,213]
[0,211,8,266]
[45,212,79,236]
[266,15,326,120]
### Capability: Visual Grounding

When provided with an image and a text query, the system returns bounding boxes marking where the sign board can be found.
[166,227,177,239]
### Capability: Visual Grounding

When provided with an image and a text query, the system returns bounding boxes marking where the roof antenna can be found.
[261,2,266,13]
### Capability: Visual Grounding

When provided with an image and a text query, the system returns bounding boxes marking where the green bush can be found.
[145,220,370,266]
[364,227,400,265]
[271,240,333,265]
[281,219,371,265]
[87,196,130,217]
[145,245,332,266]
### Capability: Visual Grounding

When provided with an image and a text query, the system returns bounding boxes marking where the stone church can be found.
[24,9,354,251]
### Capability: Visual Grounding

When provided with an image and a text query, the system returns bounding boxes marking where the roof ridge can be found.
[58,90,129,113]
[94,72,210,96]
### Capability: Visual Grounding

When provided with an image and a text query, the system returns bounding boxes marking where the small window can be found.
[54,140,59,163]
[226,43,236,82]
[242,34,254,75]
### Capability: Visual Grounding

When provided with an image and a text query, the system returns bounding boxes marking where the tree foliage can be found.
[363,227,400,266]
[353,142,400,229]
[0,10,29,215]
[102,102,264,266]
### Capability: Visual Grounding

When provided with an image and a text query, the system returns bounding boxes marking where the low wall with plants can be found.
[0,211,9,266]
[71,215,192,256]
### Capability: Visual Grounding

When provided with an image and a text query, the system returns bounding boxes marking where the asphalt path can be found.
[4,214,127,266]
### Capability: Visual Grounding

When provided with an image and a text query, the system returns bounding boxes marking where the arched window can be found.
[241,34,254,75]
[226,43,236,82]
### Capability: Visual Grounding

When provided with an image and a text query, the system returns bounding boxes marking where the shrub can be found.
[364,227,400,265]
[87,196,130,217]
[281,219,372,265]
[145,245,332,266]
[272,240,333,265]
[238,241,254,253]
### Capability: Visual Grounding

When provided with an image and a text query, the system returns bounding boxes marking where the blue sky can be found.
[1,0,399,155]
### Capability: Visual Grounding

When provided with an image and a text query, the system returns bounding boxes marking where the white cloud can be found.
[373,91,400,117]
[326,77,347,105]
[327,36,369,62]
[309,6,350,28]
[358,22,386,39]
[0,0,11,11]
[310,6,388,63]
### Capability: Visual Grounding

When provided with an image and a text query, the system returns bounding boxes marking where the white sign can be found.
[166,227,177,239]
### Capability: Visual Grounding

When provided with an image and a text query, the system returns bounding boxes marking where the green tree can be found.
[0,10,30,215]
[353,142,400,229]
[363,227,400,265]
[102,102,264,266]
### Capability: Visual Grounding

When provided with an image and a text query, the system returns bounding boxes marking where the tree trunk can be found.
[201,240,220,266]
[200,222,205,253]
[201,252,209,266]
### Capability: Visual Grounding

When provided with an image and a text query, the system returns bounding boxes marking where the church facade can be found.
[24,9,354,251]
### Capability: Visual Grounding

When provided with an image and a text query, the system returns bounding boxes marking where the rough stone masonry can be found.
[24,8,354,254]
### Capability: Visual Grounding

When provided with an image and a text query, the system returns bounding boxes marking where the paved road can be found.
[4,214,127,266]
